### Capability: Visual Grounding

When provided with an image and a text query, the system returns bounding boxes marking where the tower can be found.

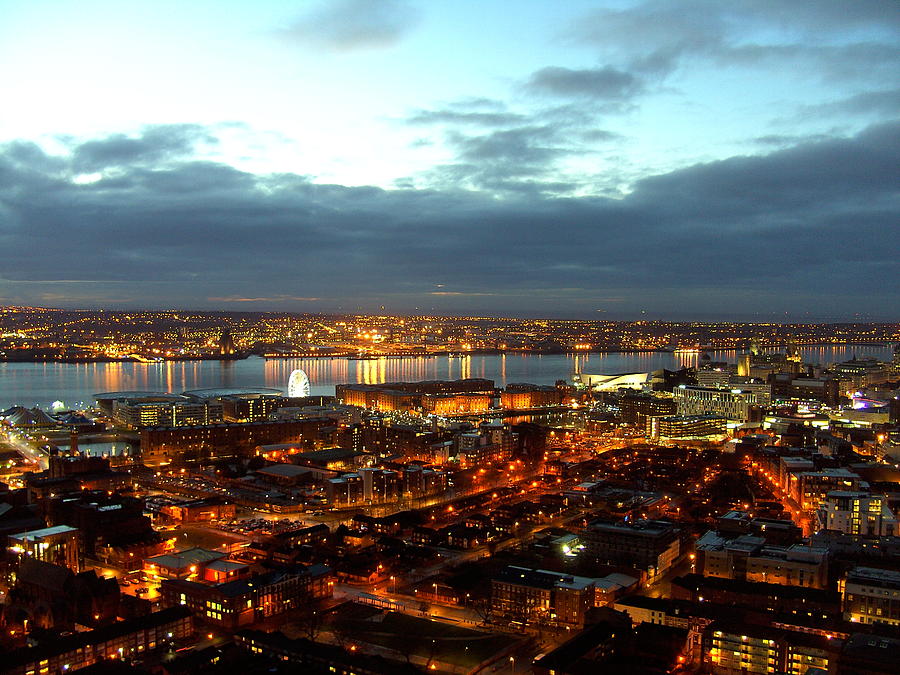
[218,328,237,355]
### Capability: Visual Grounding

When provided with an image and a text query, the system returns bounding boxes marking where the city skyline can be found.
[0,0,898,319]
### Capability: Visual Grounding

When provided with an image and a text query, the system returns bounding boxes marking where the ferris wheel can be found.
[288,369,311,398]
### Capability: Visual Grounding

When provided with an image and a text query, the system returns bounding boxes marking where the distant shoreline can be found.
[0,341,892,364]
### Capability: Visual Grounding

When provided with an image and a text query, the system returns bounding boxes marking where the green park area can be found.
[327,606,522,670]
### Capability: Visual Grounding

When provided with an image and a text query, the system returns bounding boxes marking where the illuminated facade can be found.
[816,491,897,536]
[421,392,492,414]
[575,372,649,391]
[647,414,727,440]
[7,525,82,574]
[4,607,193,675]
[841,567,900,626]
[501,384,563,409]
[673,385,759,422]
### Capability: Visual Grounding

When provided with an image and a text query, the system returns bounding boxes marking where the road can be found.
[2,429,49,470]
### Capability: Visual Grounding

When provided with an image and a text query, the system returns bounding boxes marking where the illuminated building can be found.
[647,414,727,440]
[841,567,900,626]
[359,467,401,502]
[574,372,649,391]
[500,383,563,409]
[336,379,496,410]
[326,473,364,506]
[401,464,448,498]
[158,498,237,523]
[703,621,838,675]
[794,468,863,510]
[113,397,223,428]
[770,375,840,405]
[696,531,828,589]
[7,524,82,574]
[619,392,676,425]
[220,393,290,422]
[420,392,492,414]
[347,418,441,459]
[295,447,370,472]
[831,357,893,388]
[218,327,237,355]
[3,607,193,675]
[94,390,183,415]
[816,491,897,536]
[673,385,760,422]
[161,563,335,630]
[144,547,228,581]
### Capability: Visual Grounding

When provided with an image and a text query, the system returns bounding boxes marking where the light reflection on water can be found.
[0,344,892,410]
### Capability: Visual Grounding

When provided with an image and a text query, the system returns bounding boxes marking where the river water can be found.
[0,344,893,411]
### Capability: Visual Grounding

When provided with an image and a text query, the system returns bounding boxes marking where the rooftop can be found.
[9,524,78,541]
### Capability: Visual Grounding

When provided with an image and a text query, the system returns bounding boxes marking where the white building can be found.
[816,491,897,536]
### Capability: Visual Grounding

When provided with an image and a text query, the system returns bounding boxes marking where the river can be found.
[0,344,893,411]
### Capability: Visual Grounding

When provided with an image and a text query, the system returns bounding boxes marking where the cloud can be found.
[569,0,900,81]
[406,109,526,127]
[71,125,216,172]
[210,296,321,302]
[404,98,622,193]
[526,66,643,101]
[0,121,896,317]
[797,89,900,118]
[282,0,420,52]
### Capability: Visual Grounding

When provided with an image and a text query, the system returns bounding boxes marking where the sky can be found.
[0,0,898,320]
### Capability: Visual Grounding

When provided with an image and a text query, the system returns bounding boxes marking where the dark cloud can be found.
[0,122,896,317]
[404,99,622,193]
[282,0,420,51]
[71,125,216,173]
[526,66,643,100]
[406,109,526,127]
[797,89,900,118]
[752,134,832,147]
[570,0,900,81]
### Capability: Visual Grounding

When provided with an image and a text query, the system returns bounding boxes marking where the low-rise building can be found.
[491,565,596,628]
[696,530,828,589]
[583,519,681,580]
[160,564,333,630]
[841,566,900,626]
[4,606,193,675]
